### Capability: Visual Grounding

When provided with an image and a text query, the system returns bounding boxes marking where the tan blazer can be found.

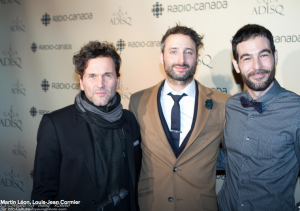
[129,80,230,211]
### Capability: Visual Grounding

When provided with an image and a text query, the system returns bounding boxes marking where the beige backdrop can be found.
[0,0,299,202]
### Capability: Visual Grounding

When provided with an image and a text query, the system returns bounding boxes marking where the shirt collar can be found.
[244,79,282,108]
[162,79,196,98]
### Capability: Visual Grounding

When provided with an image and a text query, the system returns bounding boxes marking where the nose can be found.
[178,52,186,65]
[253,56,263,70]
[96,76,105,88]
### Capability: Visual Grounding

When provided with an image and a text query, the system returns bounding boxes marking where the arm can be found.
[31,115,61,201]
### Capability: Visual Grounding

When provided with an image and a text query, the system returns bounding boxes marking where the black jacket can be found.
[31,104,142,211]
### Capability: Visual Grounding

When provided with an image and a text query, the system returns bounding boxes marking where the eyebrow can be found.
[240,48,272,60]
[168,47,194,51]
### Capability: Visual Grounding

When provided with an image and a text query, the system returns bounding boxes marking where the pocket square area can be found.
[134,140,140,146]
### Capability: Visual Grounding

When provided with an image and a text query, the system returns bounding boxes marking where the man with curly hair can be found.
[32,41,141,211]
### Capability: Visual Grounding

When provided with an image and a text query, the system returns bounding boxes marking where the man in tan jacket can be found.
[129,25,230,211]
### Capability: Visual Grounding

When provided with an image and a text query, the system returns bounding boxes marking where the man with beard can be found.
[217,24,300,211]
[32,41,141,211]
[129,24,230,211]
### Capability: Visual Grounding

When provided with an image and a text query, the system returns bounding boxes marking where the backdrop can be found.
[1,0,300,202]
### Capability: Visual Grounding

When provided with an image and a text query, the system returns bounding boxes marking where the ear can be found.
[159,52,164,65]
[274,50,278,66]
[232,59,241,74]
[79,75,84,91]
[116,77,120,89]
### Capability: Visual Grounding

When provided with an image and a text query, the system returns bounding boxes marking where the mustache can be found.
[248,69,270,77]
[171,63,190,68]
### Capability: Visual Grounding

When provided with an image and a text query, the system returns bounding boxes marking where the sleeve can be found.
[31,114,61,201]
[129,95,138,121]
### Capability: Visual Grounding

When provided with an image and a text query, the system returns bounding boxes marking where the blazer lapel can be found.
[145,81,174,154]
[73,112,97,186]
[178,81,212,157]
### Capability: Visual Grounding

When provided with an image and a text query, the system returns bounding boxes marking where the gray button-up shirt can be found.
[218,79,300,211]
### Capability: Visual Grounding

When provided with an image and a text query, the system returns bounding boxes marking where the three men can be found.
[32,41,141,211]
[217,24,300,211]
[129,25,230,211]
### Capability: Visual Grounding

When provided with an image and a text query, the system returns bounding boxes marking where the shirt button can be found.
[168,197,173,202]
[241,181,244,184]
[241,204,244,207]
[250,115,254,119]
[173,167,178,172]
[244,159,248,162]
[246,137,249,141]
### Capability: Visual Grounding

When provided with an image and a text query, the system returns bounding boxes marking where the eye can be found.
[185,51,192,55]
[105,74,112,78]
[261,54,269,58]
[170,51,177,54]
[89,74,95,78]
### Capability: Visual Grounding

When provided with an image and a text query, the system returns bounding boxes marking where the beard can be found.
[164,61,197,85]
[241,66,275,91]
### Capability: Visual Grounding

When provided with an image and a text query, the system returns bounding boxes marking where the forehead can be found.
[236,36,271,56]
[85,57,115,73]
[164,34,196,50]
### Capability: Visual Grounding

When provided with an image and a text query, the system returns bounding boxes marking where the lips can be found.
[94,91,107,95]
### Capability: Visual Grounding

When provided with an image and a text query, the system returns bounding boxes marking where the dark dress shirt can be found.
[218,79,300,211]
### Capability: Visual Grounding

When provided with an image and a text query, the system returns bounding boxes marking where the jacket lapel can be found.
[178,81,212,158]
[145,81,174,154]
[73,111,97,186]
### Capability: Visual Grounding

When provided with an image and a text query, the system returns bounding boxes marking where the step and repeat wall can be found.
[1,0,300,202]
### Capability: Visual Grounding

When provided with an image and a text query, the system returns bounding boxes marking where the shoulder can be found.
[43,104,76,122]
[226,92,243,105]
[130,84,157,102]
[278,88,300,103]
[196,80,231,104]
[208,88,231,103]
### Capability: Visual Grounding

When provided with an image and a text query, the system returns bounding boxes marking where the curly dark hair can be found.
[161,24,203,54]
[73,41,121,79]
[232,24,276,63]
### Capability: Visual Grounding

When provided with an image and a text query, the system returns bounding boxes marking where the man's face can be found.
[79,57,119,107]
[160,34,198,84]
[233,36,278,91]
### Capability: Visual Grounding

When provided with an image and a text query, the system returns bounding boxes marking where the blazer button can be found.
[92,200,97,205]
[168,197,173,202]
[173,167,178,172]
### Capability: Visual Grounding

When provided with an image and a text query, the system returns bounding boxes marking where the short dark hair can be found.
[232,24,275,62]
[161,24,203,54]
[73,41,121,79]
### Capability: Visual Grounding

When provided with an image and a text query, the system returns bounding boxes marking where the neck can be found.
[247,81,274,100]
[166,77,193,92]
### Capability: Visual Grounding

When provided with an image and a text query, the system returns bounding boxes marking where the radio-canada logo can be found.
[116,39,126,53]
[41,13,51,26]
[0,45,22,68]
[111,7,131,26]
[0,167,24,192]
[30,107,37,117]
[41,79,79,92]
[31,42,72,52]
[0,106,22,131]
[152,2,164,18]
[12,79,26,96]
[30,106,50,117]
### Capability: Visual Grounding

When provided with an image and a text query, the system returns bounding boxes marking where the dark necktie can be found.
[240,96,263,114]
[168,93,186,149]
